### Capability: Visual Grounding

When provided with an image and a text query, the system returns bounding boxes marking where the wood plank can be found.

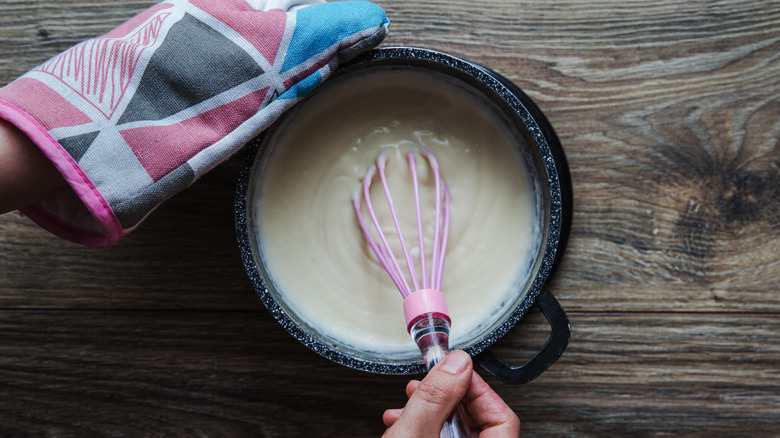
[492,309,780,436]
[0,309,777,436]
[0,309,405,436]
[0,0,150,74]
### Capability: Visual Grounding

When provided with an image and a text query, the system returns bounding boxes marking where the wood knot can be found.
[716,171,771,224]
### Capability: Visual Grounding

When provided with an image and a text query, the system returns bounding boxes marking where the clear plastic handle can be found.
[409,314,471,438]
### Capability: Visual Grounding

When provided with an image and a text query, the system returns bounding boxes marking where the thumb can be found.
[387,351,473,437]
[283,1,389,66]
[267,0,389,101]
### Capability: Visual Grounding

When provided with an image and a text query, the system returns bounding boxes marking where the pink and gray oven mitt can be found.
[0,0,388,246]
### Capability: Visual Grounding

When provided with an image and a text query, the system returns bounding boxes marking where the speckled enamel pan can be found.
[235,47,573,384]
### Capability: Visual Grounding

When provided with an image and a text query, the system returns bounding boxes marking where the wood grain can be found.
[0,310,777,436]
[1,0,779,436]
[0,158,258,311]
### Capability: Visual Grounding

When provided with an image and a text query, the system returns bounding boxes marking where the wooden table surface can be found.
[1,0,779,436]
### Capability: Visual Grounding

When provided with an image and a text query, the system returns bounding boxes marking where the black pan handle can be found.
[475,287,570,384]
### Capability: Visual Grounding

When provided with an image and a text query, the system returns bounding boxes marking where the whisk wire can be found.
[377,154,421,294]
[424,148,443,291]
[354,149,450,298]
[407,152,427,291]
[357,165,412,297]
[438,183,451,290]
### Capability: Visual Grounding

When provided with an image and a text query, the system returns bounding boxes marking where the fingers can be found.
[462,370,521,436]
[382,408,403,428]
[380,379,419,429]
[405,379,421,398]
[288,0,389,63]
[383,351,520,436]
[383,351,473,437]
[393,362,521,436]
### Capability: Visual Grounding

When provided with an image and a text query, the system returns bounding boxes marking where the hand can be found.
[0,119,66,214]
[382,350,521,437]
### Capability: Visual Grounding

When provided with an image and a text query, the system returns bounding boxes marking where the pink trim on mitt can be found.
[0,99,123,247]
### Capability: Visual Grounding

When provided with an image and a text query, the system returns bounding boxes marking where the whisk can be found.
[352,148,471,438]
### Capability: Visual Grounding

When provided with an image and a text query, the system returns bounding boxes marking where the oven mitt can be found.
[0,0,388,247]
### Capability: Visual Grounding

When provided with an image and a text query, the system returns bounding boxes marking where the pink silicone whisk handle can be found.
[408,312,471,438]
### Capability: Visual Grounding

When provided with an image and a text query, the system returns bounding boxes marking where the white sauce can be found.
[253,67,540,358]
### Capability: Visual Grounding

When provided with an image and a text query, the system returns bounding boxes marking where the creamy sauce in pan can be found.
[253,68,540,356]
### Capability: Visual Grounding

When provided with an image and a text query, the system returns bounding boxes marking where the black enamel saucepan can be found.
[235,47,572,384]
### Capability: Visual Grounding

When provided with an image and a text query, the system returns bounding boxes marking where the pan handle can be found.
[475,287,570,384]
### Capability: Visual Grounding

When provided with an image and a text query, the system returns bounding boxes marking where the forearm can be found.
[0,118,66,214]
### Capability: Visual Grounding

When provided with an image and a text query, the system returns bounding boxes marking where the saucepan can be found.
[235,47,572,384]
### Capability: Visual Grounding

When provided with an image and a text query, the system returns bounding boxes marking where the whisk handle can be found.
[443,403,471,438]
[427,352,472,438]
[410,314,472,438]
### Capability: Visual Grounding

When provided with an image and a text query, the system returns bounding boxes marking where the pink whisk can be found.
[352,148,470,438]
